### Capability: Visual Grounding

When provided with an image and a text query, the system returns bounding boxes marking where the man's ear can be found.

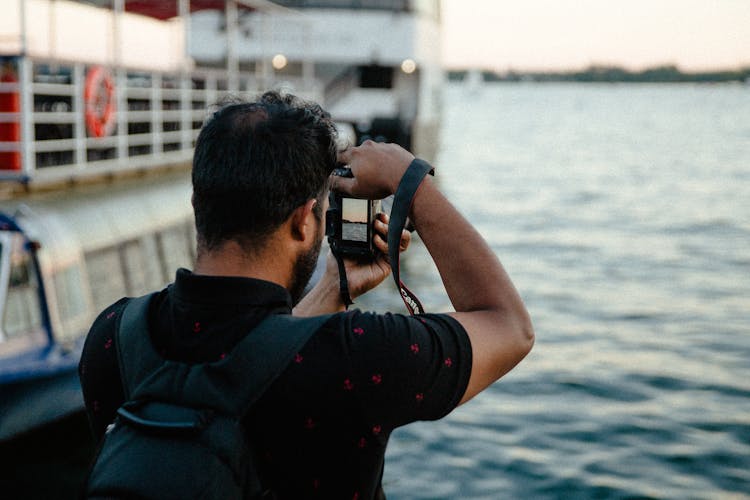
[290,199,318,242]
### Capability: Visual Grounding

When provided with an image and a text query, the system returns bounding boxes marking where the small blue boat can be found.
[0,174,194,442]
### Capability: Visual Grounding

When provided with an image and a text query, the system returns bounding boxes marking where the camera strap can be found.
[333,250,354,309]
[330,158,433,314]
[388,158,434,315]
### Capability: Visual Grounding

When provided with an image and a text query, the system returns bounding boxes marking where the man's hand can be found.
[293,213,411,316]
[332,141,415,199]
[334,213,410,299]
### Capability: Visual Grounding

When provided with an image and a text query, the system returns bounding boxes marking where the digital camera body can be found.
[326,168,381,259]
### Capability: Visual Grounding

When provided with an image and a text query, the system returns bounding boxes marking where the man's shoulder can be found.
[91,290,169,329]
[84,293,159,349]
[322,309,469,351]
[297,309,472,425]
[88,298,130,333]
[342,309,467,334]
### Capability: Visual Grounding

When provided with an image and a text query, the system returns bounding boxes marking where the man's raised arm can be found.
[334,141,534,405]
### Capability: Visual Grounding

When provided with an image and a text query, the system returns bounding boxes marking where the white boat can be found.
[189,0,443,160]
[0,0,442,441]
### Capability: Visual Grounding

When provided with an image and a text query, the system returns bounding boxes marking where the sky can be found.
[441,0,750,72]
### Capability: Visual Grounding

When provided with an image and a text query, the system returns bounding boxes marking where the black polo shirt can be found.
[79,268,472,499]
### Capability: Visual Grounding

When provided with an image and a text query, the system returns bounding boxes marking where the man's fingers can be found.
[374,233,388,255]
[337,147,354,165]
[399,229,411,252]
[373,215,410,259]
[330,174,354,195]
[373,215,388,236]
[375,214,410,252]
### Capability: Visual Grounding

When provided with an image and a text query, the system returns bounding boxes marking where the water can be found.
[355,82,750,499]
[5,83,747,499]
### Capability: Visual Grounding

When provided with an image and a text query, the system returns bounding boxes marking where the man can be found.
[79,91,534,499]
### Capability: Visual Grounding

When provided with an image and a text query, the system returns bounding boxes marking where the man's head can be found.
[192,91,338,255]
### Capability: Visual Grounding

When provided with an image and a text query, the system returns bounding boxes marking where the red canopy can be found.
[123,1,251,20]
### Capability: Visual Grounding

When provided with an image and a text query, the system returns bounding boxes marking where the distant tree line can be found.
[448,65,750,83]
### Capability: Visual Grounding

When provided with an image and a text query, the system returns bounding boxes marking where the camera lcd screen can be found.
[341,198,369,242]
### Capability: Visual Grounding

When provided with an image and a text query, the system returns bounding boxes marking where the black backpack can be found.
[85,293,332,499]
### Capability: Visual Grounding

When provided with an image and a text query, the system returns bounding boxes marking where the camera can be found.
[326,167,381,259]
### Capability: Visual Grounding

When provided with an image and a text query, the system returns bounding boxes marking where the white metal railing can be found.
[0,56,321,186]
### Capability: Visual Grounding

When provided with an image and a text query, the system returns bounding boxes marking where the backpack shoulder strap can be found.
[213,313,334,414]
[116,293,335,415]
[116,293,162,400]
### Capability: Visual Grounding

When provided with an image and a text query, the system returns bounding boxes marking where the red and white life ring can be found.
[84,66,116,138]
[0,60,21,170]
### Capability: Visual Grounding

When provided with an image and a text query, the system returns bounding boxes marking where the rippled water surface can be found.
[356,82,750,499]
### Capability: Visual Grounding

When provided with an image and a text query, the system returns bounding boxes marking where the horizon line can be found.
[443,62,750,74]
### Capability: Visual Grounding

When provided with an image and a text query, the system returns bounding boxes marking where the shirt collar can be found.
[172,268,292,311]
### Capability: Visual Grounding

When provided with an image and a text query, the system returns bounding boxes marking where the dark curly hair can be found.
[192,91,338,253]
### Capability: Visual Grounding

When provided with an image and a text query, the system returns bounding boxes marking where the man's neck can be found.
[193,239,291,289]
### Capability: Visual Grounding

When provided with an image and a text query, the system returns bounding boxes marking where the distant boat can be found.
[465,69,483,93]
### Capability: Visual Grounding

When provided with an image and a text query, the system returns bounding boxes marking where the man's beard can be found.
[289,231,323,306]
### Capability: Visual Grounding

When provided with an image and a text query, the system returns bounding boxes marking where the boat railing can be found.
[324,66,360,112]
[272,1,410,11]
[0,56,320,188]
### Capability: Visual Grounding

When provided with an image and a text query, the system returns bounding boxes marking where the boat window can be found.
[120,238,165,295]
[360,65,394,89]
[158,223,194,278]
[120,240,146,295]
[140,234,168,289]
[51,264,89,340]
[83,229,188,313]
[85,246,127,312]
[2,235,43,340]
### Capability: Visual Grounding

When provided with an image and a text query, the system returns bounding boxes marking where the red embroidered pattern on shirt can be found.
[444,357,453,367]
[372,424,381,435]
[371,374,382,385]
[343,379,354,391]
[353,327,365,336]
[193,322,201,333]
[103,338,113,350]
[294,353,304,363]
[410,343,420,354]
